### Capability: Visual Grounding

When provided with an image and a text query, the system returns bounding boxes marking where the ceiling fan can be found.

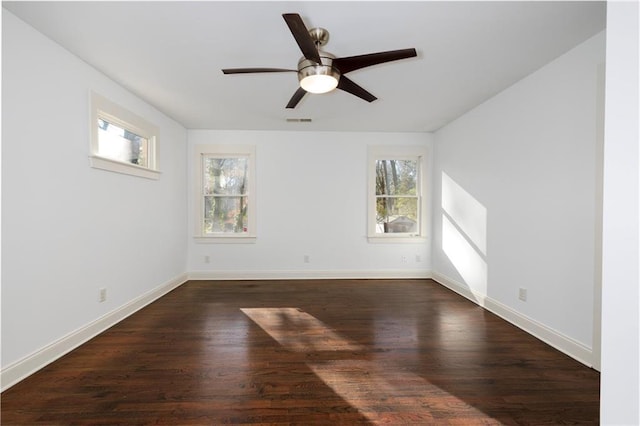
[222,13,417,109]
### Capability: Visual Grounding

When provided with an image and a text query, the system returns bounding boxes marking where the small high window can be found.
[90,92,159,179]
[97,118,150,168]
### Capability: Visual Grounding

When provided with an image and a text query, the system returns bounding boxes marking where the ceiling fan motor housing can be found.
[297,50,341,93]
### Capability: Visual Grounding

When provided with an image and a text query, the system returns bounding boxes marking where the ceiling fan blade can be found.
[286,87,307,109]
[282,13,322,64]
[222,68,296,74]
[333,48,417,74]
[337,76,377,103]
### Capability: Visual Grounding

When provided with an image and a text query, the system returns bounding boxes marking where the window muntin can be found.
[194,145,256,242]
[90,92,159,179]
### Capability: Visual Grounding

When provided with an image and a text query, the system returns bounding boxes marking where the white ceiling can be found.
[3,1,606,132]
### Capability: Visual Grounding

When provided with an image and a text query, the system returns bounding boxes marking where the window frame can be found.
[367,145,429,243]
[90,92,160,180]
[193,144,257,243]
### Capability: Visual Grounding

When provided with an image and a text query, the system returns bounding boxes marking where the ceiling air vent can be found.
[286,118,312,123]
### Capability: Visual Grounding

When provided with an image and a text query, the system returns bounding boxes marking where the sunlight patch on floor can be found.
[308,359,487,424]
[241,307,364,352]
[242,307,492,423]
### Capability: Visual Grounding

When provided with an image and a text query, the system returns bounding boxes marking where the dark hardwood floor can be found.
[1,279,599,425]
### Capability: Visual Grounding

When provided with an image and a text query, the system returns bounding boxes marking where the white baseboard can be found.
[431,271,593,367]
[188,269,433,281]
[484,297,593,366]
[0,273,188,392]
[431,271,488,307]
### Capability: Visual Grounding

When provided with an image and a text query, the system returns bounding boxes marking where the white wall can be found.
[1,11,188,384]
[431,32,605,364]
[600,1,640,424]
[187,130,432,279]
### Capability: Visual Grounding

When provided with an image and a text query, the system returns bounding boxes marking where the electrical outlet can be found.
[99,288,107,303]
[204,255,210,264]
[401,256,408,263]
[415,254,422,263]
[519,288,527,302]
[304,255,310,263]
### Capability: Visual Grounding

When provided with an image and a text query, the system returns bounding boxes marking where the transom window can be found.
[90,92,159,179]
[97,118,150,168]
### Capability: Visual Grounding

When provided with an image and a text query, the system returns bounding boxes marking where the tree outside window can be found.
[202,157,249,234]
[194,144,256,242]
[375,159,419,234]
[368,145,427,242]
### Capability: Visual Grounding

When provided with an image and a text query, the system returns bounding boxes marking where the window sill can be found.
[194,236,257,244]
[90,155,161,180]
[368,236,428,244]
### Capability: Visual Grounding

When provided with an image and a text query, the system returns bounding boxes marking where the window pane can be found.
[203,157,248,195]
[97,118,149,167]
[204,196,248,234]
[376,197,418,233]
[375,160,417,196]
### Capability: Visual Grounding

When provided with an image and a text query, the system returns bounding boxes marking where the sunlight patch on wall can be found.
[442,172,487,255]
[443,215,488,294]
[441,172,488,294]
[241,308,364,352]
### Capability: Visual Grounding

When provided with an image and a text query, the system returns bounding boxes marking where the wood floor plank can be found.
[1,279,599,424]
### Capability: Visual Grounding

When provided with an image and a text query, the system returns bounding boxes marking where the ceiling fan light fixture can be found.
[298,51,340,94]
[300,68,339,94]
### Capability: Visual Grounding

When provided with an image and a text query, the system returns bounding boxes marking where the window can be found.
[90,92,160,179]
[368,146,428,242]
[194,145,256,242]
